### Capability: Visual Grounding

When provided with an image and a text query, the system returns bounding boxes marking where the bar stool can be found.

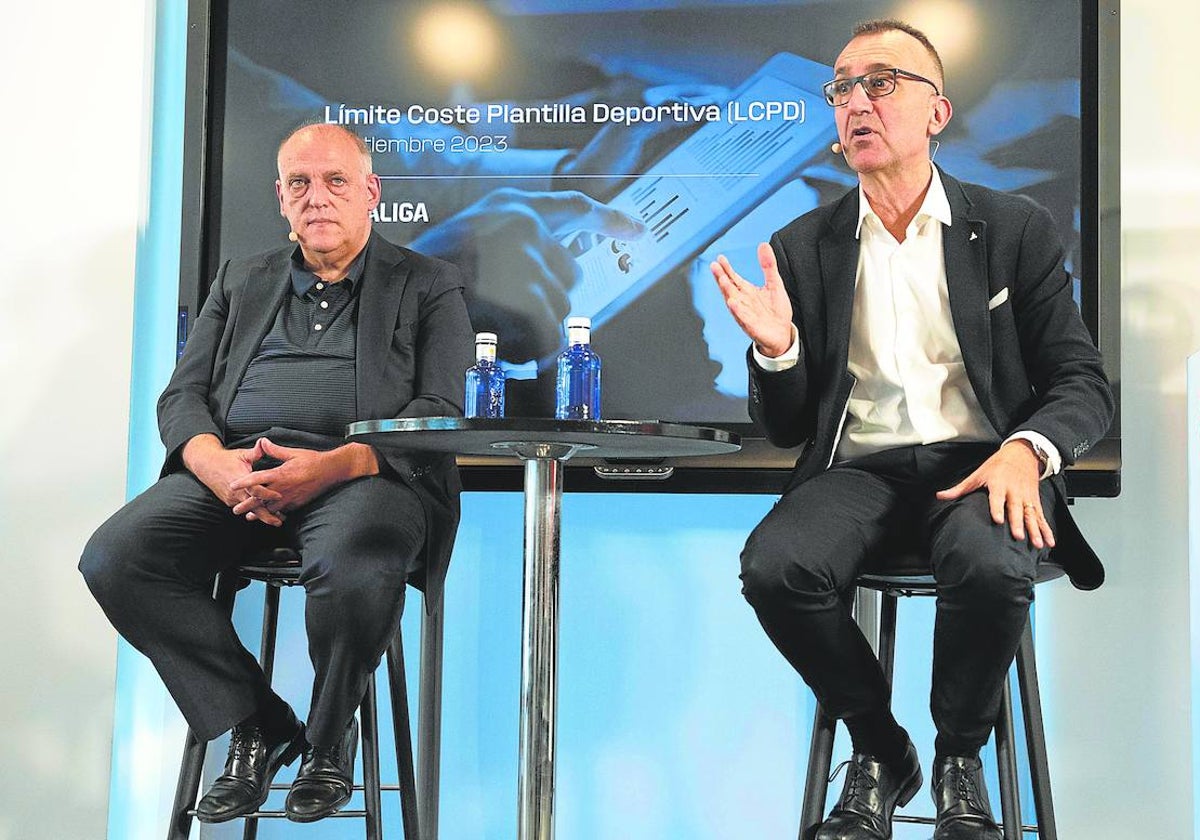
[166,548,445,840]
[798,553,1062,840]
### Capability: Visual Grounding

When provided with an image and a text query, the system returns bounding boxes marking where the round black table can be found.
[348,417,740,840]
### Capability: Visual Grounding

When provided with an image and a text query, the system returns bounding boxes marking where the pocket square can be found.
[987,288,1009,310]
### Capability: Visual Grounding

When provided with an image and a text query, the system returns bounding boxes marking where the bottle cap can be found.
[565,316,590,329]
[475,332,498,344]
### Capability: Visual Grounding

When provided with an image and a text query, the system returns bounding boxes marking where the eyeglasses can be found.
[822,68,940,107]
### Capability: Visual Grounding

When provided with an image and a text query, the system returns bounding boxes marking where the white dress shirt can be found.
[754,165,1061,477]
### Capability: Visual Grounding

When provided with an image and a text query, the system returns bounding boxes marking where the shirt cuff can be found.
[1004,431,1062,479]
[752,325,800,372]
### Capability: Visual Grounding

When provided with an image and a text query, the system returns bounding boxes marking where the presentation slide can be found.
[218,0,1085,423]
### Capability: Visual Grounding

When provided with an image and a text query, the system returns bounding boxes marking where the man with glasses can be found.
[712,19,1111,840]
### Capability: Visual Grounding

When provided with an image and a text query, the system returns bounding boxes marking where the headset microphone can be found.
[830,141,842,155]
[288,231,299,242]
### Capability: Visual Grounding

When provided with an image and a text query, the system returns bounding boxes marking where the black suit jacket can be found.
[749,170,1114,589]
[157,232,475,608]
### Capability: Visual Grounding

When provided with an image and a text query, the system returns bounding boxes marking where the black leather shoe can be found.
[932,755,1003,839]
[815,740,922,840]
[194,715,305,823]
[285,716,359,822]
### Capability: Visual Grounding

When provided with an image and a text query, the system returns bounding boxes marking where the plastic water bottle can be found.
[464,332,505,418]
[554,316,601,420]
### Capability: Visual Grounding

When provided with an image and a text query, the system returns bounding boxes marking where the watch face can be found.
[1029,441,1051,477]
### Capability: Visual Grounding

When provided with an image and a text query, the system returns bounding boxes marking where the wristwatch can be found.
[1028,439,1051,477]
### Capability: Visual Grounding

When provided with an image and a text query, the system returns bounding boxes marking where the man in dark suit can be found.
[712,20,1113,840]
[80,123,474,824]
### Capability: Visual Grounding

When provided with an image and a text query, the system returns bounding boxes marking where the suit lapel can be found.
[219,250,291,412]
[941,172,994,406]
[817,192,861,375]
[356,233,410,420]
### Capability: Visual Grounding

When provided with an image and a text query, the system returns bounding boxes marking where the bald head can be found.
[277,123,373,179]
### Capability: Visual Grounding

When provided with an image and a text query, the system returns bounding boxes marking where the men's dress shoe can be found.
[285,716,359,822]
[194,716,305,823]
[815,740,922,840]
[932,755,1003,840]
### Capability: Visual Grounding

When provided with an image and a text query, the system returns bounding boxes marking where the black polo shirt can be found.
[225,245,368,447]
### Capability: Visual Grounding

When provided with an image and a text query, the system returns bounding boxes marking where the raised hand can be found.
[711,242,794,358]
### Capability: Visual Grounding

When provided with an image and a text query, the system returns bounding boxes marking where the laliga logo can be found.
[370,202,429,223]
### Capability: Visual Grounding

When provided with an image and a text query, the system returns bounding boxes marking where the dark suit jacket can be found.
[748,170,1114,589]
[157,232,475,608]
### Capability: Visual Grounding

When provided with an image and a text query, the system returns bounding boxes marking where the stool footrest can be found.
[185,807,371,819]
[892,814,1037,833]
[263,781,405,792]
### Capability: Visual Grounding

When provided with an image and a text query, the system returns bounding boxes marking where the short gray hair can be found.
[852,18,945,91]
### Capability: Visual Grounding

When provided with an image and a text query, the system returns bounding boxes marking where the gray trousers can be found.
[80,470,425,746]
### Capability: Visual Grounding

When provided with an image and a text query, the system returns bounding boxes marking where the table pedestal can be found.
[497,441,595,840]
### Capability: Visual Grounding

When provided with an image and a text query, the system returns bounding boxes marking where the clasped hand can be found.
[184,433,378,527]
[226,438,339,525]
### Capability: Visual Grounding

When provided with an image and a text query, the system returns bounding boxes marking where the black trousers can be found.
[79,471,425,746]
[740,443,1055,756]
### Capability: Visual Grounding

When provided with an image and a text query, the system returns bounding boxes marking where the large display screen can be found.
[193,0,1118,490]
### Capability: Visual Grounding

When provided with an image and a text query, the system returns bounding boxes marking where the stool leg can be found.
[242,581,282,840]
[798,707,837,840]
[419,597,445,839]
[1017,620,1057,839]
[877,592,898,688]
[167,729,208,840]
[994,674,1022,840]
[258,583,282,683]
[362,681,383,840]
[166,572,239,840]
[387,626,421,839]
[854,587,879,657]
[800,588,891,839]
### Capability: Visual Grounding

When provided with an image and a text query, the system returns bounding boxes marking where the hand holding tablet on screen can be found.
[411,188,646,364]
